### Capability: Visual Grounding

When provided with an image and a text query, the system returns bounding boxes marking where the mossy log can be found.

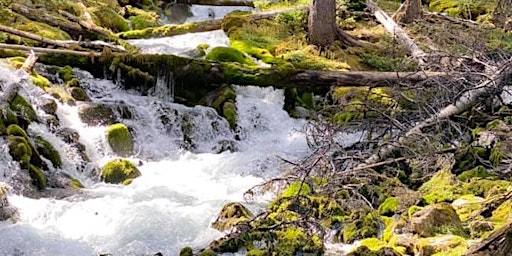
[463,221,512,255]
[117,6,307,39]
[11,4,94,40]
[57,10,113,39]
[173,0,254,7]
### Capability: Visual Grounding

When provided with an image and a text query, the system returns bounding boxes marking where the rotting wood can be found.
[21,50,37,72]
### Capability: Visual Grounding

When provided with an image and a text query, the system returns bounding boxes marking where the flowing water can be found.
[0,22,311,256]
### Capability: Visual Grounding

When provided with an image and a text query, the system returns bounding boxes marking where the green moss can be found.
[15,21,71,41]
[490,200,512,228]
[461,179,512,198]
[10,94,37,122]
[66,78,80,87]
[416,235,468,256]
[90,7,130,32]
[452,194,483,222]
[1,105,18,128]
[457,166,493,182]
[419,168,458,205]
[126,6,160,30]
[34,136,62,168]
[206,47,256,66]
[342,211,382,243]
[58,66,75,83]
[378,197,400,216]
[280,46,351,71]
[69,87,91,101]
[70,178,84,189]
[489,142,505,168]
[429,0,492,20]
[198,249,216,256]
[28,164,46,190]
[222,101,237,129]
[6,124,29,139]
[281,181,311,198]
[78,103,116,126]
[106,123,134,157]
[408,206,423,219]
[29,71,51,89]
[246,248,267,256]
[212,202,252,231]
[179,246,193,256]
[101,159,141,184]
[275,227,323,255]
[7,136,32,167]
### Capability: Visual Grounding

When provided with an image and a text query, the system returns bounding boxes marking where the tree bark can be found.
[308,0,336,48]
[493,0,512,30]
[363,60,512,165]
[399,0,423,24]
[118,6,307,39]
[0,43,101,57]
[173,0,254,7]
[366,0,427,66]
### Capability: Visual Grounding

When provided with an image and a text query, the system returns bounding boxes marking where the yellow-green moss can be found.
[457,166,493,182]
[89,6,130,32]
[378,197,400,216]
[179,247,193,256]
[101,158,141,184]
[419,168,458,205]
[206,46,256,66]
[6,124,29,139]
[274,227,323,255]
[281,181,311,198]
[126,6,160,30]
[70,178,84,189]
[212,202,252,231]
[69,87,91,101]
[7,135,32,167]
[222,101,237,129]
[490,200,512,228]
[106,123,134,156]
[58,66,75,83]
[30,71,51,89]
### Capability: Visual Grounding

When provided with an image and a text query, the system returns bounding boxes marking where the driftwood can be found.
[464,221,512,256]
[0,43,101,57]
[118,6,308,39]
[366,0,427,66]
[173,0,254,7]
[363,59,512,165]
[21,50,37,72]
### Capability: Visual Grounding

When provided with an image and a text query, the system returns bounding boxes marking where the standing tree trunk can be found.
[308,0,336,48]
[399,0,423,23]
[493,0,512,30]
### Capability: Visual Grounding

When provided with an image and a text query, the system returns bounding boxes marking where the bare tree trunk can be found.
[493,0,512,30]
[308,0,336,48]
[399,0,423,24]
[366,0,426,66]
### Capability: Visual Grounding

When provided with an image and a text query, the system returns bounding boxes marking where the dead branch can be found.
[173,0,254,6]
[0,43,101,57]
[363,59,512,165]
[21,50,37,72]
[366,0,427,66]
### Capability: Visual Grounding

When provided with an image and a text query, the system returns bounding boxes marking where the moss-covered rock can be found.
[30,71,51,89]
[378,197,400,216]
[340,211,382,243]
[34,136,62,168]
[222,101,237,129]
[90,7,130,33]
[410,203,467,238]
[58,66,75,83]
[205,46,256,66]
[419,168,458,205]
[101,159,141,184]
[457,166,493,182]
[7,135,32,167]
[126,5,161,30]
[212,202,252,231]
[106,123,134,157]
[6,124,29,139]
[78,103,117,126]
[415,235,468,255]
[10,94,37,122]
[28,164,46,190]
[69,87,91,102]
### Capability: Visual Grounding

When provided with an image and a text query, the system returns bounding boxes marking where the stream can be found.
[0,5,314,256]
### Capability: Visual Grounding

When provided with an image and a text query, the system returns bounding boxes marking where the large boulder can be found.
[212,202,252,231]
[101,159,141,184]
[106,123,134,157]
[10,94,37,122]
[78,103,117,126]
[410,203,466,237]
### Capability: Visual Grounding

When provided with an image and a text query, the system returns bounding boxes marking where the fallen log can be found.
[366,0,427,66]
[10,4,99,40]
[117,6,308,39]
[172,0,254,7]
[363,59,512,165]
[464,221,512,255]
[57,10,113,39]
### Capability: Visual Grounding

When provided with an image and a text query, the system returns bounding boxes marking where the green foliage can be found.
[274,9,307,31]
[106,123,134,157]
[101,158,141,184]
[429,0,492,20]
